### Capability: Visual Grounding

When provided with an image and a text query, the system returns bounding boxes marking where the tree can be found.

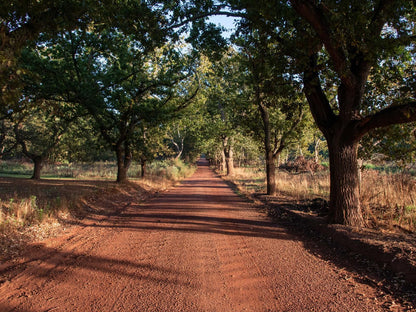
[0,1,175,118]
[202,52,243,175]
[223,0,416,226]
[52,115,114,163]
[289,1,416,226]
[234,29,307,195]
[23,28,198,182]
[133,122,169,177]
[12,100,78,179]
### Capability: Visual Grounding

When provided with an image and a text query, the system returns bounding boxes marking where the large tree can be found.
[11,100,78,179]
[22,29,198,182]
[234,29,307,195]
[220,0,416,226]
[202,52,244,175]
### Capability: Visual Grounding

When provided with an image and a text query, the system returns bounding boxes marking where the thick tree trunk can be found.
[115,143,132,183]
[258,102,278,196]
[327,138,364,227]
[303,57,366,227]
[117,162,128,183]
[31,156,43,180]
[141,159,146,178]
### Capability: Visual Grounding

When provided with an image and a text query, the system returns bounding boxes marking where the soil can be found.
[0,159,415,311]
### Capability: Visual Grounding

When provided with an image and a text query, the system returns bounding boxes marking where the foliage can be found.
[2,0,416,229]
[18,27,199,182]
[222,0,416,226]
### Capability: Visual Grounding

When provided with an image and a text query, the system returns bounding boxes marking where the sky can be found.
[207,15,239,38]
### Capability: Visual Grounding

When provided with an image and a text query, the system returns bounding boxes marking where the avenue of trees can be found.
[1,1,416,228]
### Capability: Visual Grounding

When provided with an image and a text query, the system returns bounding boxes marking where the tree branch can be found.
[355,102,416,138]
[303,55,337,134]
[166,7,245,30]
[289,0,349,81]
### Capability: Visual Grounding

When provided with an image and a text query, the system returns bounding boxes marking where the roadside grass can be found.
[223,166,416,233]
[0,159,195,180]
[0,159,196,259]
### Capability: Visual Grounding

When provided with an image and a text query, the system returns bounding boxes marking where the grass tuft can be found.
[0,159,196,260]
[225,166,416,233]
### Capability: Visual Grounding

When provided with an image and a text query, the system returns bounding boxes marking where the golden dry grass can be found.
[0,160,196,259]
[226,166,416,232]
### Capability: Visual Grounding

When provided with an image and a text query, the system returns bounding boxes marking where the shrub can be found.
[279,156,326,173]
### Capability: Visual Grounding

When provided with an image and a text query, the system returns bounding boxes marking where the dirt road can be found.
[0,159,394,311]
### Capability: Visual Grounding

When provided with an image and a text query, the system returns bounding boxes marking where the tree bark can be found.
[225,147,234,176]
[303,56,366,227]
[265,150,277,195]
[327,138,364,227]
[31,156,43,180]
[115,142,132,183]
[223,136,234,176]
[221,148,226,172]
[258,101,278,195]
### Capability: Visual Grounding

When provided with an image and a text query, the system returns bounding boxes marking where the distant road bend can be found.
[0,158,391,311]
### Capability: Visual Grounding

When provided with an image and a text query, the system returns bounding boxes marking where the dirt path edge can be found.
[278,209,416,284]
[223,178,416,285]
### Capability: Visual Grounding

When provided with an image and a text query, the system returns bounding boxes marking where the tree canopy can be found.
[1,0,416,227]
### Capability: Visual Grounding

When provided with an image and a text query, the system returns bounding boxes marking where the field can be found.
[222,166,416,233]
[0,159,196,259]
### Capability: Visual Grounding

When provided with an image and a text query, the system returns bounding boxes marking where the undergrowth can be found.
[0,159,194,180]
[223,166,416,233]
[0,159,195,259]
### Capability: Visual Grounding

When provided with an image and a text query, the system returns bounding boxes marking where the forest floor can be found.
[0,159,415,311]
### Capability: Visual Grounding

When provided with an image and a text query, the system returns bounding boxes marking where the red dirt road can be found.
[0,159,391,311]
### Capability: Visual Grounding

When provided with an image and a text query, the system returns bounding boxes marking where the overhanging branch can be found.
[354,101,416,139]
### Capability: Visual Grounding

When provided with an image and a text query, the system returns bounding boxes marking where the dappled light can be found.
[1,1,416,310]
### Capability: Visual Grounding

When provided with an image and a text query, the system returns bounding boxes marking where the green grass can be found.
[0,159,196,181]
[0,173,32,178]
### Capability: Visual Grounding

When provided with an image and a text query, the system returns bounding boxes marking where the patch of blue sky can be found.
[207,15,239,38]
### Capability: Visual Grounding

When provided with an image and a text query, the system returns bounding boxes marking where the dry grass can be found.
[226,166,416,233]
[360,170,416,232]
[0,178,115,254]
[0,160,196,259]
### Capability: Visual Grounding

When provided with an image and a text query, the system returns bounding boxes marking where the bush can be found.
[147,159,195,181]
[279,156,326,173]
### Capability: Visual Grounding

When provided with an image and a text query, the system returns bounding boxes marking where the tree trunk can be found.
[223,137,234,176]
[265,150,277,195]
[31,156,43,180]
[116,142,132,183]
[225,146,234,176]
[141,159,146,178]
[358,158,363,193]
[258,102,277,195]
[221,148,226,172]
[303,57,366,227]
[327,138,364,227]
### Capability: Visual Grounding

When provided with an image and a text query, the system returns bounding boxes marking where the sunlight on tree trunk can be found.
[328,140,364,227]
[265,151,277,196]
